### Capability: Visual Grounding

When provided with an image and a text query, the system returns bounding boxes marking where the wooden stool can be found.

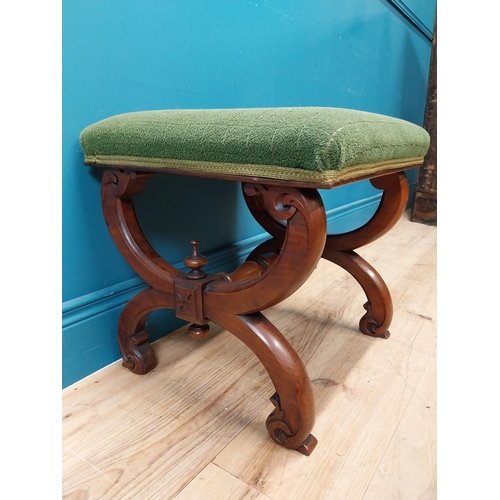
[80,107,429,456]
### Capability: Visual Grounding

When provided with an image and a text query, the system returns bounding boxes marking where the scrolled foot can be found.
[266,393,318,456]
[118,288,174,375]
[206,311,317,455]
[322,249,393,340]
[359,301,391,339]
[120,329,158,375]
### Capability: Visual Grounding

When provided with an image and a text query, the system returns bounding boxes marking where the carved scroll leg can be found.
[208,309,317,455]
[118,287,175,374]
[322,248,392,338]
[101,169,181,373]
[322,172,408,338]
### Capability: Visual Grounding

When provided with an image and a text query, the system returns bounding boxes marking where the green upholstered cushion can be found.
[80,107,430,185]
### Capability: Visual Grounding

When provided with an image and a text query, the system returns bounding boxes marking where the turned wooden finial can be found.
[184,240,208,279]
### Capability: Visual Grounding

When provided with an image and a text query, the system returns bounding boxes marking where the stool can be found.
[80,107,430,456]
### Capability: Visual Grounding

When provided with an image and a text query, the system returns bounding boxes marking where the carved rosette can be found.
[102,169,153,197]
[243,183,306,222]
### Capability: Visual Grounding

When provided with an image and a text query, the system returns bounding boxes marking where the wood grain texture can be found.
[363,348,437,499]
[172,463,272,500]
[63,211,436,499]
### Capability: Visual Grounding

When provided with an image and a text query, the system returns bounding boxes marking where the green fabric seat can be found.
[80,107,430,185]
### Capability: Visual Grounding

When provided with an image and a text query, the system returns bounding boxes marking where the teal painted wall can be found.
[62,0,436,387]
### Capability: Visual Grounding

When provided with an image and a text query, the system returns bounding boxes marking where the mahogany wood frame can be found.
[99,167,409,456]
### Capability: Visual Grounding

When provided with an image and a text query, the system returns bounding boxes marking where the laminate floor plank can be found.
[171,463,272,500]
[363,346,437,499]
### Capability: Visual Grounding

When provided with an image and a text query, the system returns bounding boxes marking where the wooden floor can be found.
[62,210,436,500]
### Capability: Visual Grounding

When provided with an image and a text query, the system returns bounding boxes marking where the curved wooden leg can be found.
[246,237,282,262]
[209,308,317,455]
[325,172,409,252]
[101,168,180,372]
[322,249,392,338]
[101,169,182,291]
[118,287,175,374]
[322,172,408,338]
[206,183,326,315]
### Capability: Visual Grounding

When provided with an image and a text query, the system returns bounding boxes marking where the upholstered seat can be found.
[80,107,429,186]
